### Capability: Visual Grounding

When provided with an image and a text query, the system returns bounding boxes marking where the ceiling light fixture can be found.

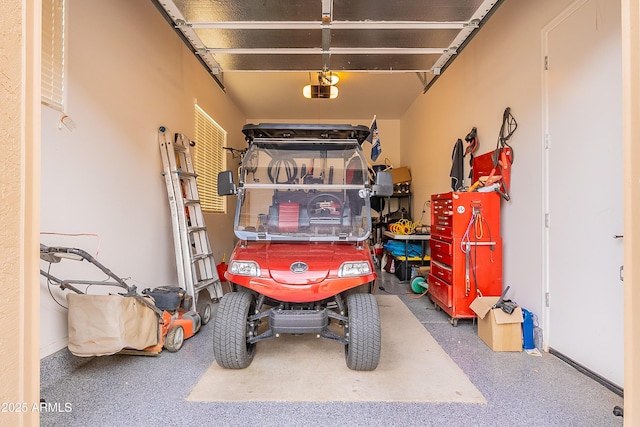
[303,84,339,99]
[303,72,339,99]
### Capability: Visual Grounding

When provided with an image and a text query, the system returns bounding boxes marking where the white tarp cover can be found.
[67,293,159,357]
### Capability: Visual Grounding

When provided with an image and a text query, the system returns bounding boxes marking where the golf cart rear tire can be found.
[165,325,184,353]
[213,292,256,369]
[345,293,381,371]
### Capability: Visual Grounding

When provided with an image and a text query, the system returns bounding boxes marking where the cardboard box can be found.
[469,296,524,352]
[390,166,411,184]
[417,265,431,276]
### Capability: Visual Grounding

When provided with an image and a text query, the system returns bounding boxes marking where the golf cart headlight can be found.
[229,260,261,277]
[338,261,371,277]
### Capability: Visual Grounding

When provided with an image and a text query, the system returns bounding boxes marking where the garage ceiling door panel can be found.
[195,29,460,51]
[195,29,322,49]
[173,0,320,22]
[330,54,441,72]
[214,54,442,73]
[152,0,503,118]
[334,0,488,22]
[215,54,326,72]
[331,29,460,49]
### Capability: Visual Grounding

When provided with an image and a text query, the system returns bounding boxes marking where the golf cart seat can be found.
[268,202,311,232]
[267,190,354,232]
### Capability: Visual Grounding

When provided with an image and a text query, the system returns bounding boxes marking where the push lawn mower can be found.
[40,244,208,356]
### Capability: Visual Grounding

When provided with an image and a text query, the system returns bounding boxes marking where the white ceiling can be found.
[151,0,503,120]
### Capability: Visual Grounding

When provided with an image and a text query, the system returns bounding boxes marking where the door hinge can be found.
[544,213,550,228]
[545,292,550,307]
[544,133,551,149]
[544,55,549,70]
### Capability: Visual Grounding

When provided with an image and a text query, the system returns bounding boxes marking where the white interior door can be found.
[545,0,624,387]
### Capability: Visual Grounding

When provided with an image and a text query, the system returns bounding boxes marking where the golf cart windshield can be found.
[233,138,372,242]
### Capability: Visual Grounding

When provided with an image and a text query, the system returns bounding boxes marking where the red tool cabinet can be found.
[428,192,502,325]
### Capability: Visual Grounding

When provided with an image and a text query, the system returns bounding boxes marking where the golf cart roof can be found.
[242,123,370,145]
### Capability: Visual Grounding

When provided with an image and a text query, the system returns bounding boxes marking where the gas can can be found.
[522,308,535,350]
[216,253,228,283]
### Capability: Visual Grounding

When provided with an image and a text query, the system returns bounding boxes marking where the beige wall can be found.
[0,1,40,425]
[401,0,638,420]
[622,0,639,423]
[38,0,247,357]
[401,0,585,322]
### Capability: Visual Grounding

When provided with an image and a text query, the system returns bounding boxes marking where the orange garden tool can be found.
[470,108,517,199]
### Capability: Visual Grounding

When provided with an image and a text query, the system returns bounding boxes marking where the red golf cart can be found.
[215,123,393,370]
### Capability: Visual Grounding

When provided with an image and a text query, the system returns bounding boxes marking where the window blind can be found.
[194,105,226,213]
[42,0,65,111]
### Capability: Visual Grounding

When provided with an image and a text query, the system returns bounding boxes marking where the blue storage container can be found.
[522,308,536,350]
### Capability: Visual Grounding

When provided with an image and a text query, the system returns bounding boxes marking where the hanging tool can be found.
[464,242,471,296]
[464,127,479,180]
[450,138,465,191]
[491,108,517,200]
[468,173,503,192]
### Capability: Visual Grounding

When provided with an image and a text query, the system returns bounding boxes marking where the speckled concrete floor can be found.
[40,270,624,427]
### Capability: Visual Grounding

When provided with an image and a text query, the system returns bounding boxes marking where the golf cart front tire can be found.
[345,293,381,371]
[212,291,256,369]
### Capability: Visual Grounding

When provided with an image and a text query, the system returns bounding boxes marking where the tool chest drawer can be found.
[431,225,452,240]
[430,239,453,266]
[431,260,453,284]
[431,192,501,239]
[432,200,452,225]
[432,197,453,214]
[433,215,452,227]
[428,192,503,325]
[430,196,453,239]
[430,238,452,255]
[427,274,452,308]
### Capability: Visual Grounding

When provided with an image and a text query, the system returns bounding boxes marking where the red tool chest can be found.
[428,192,502,325]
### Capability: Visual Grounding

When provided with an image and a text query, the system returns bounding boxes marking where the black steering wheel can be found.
[307,193,343,217]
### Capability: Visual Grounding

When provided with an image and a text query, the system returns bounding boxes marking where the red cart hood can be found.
[231,242,370,285]
[267,244,334,284]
